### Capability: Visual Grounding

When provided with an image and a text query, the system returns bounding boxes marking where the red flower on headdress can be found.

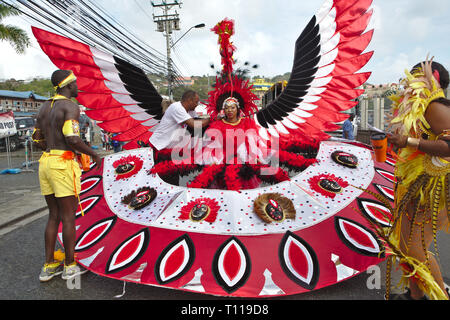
[207,18,259,118]
[211,18,236,76]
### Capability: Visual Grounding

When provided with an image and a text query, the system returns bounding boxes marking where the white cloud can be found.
[0,0,449,88]
[0,16,55,81]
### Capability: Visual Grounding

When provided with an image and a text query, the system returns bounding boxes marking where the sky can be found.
[1,0,450,86]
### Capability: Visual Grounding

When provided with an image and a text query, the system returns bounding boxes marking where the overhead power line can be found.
[151,0,183,99]
[1,0,186,84]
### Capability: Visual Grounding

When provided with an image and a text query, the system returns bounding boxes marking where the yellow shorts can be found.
[39,150,81,198]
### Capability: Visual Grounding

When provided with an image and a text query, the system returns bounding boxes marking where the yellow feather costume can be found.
[376,59,449,300]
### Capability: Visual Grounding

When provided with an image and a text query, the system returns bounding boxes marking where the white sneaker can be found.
[61,262,88,280]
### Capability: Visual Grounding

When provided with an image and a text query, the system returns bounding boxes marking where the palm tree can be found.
[0,4,30,54]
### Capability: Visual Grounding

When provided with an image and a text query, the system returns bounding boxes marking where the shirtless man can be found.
[33,69,101,282]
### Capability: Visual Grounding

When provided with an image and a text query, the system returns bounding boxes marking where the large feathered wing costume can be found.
[32,0,373,150]
[30,0,398,298]
[32,27,164,150]
[253,0,373,142]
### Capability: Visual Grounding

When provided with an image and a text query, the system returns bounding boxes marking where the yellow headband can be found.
[54,72,76,91]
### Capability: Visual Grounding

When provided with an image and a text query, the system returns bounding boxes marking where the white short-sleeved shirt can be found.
[149,101,197,150]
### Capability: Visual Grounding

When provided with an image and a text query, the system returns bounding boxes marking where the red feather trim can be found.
[187,164,225,189]
[149,160,198,176]
[278,150,317,169]
[247,163,290,183]
[224,165,243,191]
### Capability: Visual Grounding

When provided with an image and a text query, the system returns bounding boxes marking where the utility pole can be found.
[151,0,182,99]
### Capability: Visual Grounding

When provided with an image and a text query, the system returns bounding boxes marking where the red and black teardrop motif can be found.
[385,157,396,167]
[75,216,116,252]
[75,195,102,218]
[357,197,393,227]
[373,183,394,202]
[80,175,102,195]
[106,229,150,274]
[155,234,195,284]
[374,168,396,184]
[212,237,251,294]
[334,216,384,258]
[279,231,319,290]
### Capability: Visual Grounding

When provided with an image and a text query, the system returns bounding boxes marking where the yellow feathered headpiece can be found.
[389,57,445,135]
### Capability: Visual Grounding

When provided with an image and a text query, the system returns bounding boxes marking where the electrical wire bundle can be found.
[1,0,185,86]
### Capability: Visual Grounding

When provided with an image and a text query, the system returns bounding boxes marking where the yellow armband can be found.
[62,120,80,137]
[32,127,45,143]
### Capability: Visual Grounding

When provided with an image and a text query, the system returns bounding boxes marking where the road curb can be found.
[0,206,48,230]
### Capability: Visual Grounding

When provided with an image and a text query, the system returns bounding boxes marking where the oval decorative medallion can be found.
[75,217,116,251]
[253,193,296,223]
[331,150,358,168]
[155,234,195,284]
[279,231,319,290]
[334,216,384,257]
[112,155,144,180]
[308,173,349,199]
[178,198,220,223]
[212,237,251,294]
[122,187,157,210]
[106,229,150,274]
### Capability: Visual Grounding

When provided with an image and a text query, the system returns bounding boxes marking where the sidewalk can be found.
[0,146,114,235]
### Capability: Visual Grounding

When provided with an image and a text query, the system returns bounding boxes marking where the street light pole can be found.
[152,0,205,100]
[164,6,173,99]
[151,0,182,100]
[171,23,205,48]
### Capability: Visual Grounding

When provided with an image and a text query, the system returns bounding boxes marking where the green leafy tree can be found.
[0,78,52,97]
[0,4,30,54]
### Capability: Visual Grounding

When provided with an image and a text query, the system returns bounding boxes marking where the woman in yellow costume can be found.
[385,59,450,300]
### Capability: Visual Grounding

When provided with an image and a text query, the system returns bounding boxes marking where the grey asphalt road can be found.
[1,147,449,307]
[0,213,388,300]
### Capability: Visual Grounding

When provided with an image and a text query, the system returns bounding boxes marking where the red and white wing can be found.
[32,27,163,150]
[254,0,374,142]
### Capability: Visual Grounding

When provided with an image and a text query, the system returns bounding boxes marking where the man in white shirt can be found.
[149,90,210,186]
[149,90,210,150]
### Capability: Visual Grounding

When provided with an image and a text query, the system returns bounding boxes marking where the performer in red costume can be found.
[204,96,262,189]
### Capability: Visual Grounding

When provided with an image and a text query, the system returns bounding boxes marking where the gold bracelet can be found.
[437,129,450,139]
[406,137,420,150]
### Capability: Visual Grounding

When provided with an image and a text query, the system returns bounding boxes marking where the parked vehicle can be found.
[0,116,36,151]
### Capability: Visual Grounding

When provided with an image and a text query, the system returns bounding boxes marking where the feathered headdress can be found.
[206,18,259,118]
[211,18,236,77]
[389,57,445,135]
